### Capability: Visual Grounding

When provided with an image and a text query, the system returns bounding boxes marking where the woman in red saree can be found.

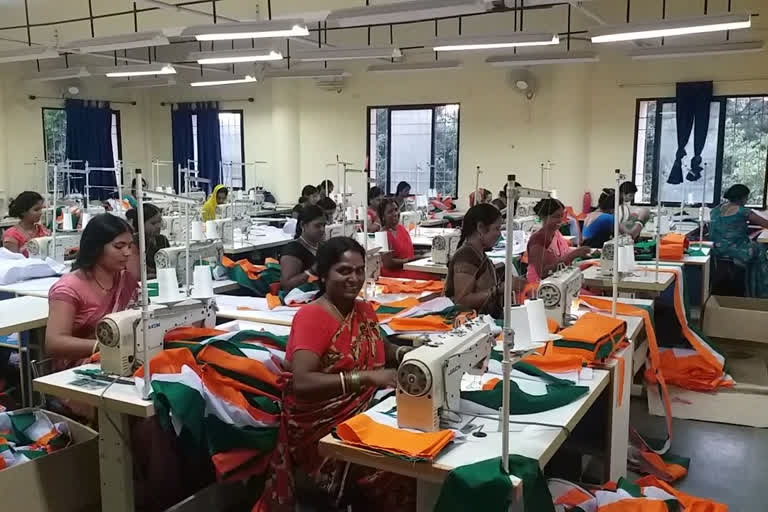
[257,236,415,512]
[378,198,437,281]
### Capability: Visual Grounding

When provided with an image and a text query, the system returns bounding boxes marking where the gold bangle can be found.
[349,371,362,392]
[92,341,100,355]
[339,372,347,394]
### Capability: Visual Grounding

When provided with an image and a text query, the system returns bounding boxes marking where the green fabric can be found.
[227,265,281,297]
[512,361,576,386]
[375,305,407,315]
[434,454,554,512]
[617,477,644,497]
[661,451,691,470]
[461,379,588,415]
[552,338,615,360]
[224,330,289,350]
[8,412,36,446]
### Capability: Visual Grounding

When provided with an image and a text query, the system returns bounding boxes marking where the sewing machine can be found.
[325,222,356,240]
[538,266,583,328]
[97,299,217,376]
[207,218,234,244]
[155,241,224,285]
[510,215,540,233]
[399,211,422,230]
[161,215,184,242]
[600,235,636,277]
[430,230,461,265]
[397,319,494,432]
[27,233,81,262]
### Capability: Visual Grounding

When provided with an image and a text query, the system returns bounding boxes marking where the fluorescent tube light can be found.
[264,69,350,79]
[434,33,559,51]
[183,19,309,41]
[292,46,402,62]
[25,66,90,82]
[629,41,763,59]
[486,51,599,66]
[327,0,489,28]
[0,46,59,63]
[190,48,283,64]
[591,13,751,43]
[367,60,463,73]
[104,63,176,77]
[60,31,169,53]
[112,78,177,89]
[190,75,257,87]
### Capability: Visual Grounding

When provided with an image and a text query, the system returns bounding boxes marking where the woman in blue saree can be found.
[710,184,768,297]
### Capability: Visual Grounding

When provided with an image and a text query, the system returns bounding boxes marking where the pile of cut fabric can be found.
[221,256,282,297]
[634,233,707,262]
[0,409,72,470]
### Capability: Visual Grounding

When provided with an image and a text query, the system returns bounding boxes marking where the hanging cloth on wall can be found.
[65,99,115,200]
[195,101,222,192]
[667,81,713,185]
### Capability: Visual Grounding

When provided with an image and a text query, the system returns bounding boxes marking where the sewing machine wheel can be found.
[96,318,120,348]
[433,237,447,251]
[397,360,432,397]
[537,283,561,308]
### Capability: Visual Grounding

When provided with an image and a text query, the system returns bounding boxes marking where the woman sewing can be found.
[378,198,434,280]
[201,184,228,222]
[367,186,384,232]
[526,198,591,282]
[445,204,527,316]
[394,180,411,211]
[2,191,50,257]
[258,236,414,511]
[317,179,334,199]
[46,214,139,366]
[126,203,170,280]
[280,205,326,291]
[710,184,768,297]
[124,176,147,209]
[582,190,644,248]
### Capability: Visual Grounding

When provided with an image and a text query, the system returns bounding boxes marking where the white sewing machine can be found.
[397,319,494,432]
[600,235,636,277]
[399,211,422,230]
[538,266,583,328]
[155,241,224,285]
[27,233,81,262]
[161,215,183,242]
[430,230,461,265]
[97,299,217,376]
[325,222,356,240]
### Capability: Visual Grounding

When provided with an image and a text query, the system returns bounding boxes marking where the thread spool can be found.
[345,206,355,221]
[165,186,174,195]
[190,221,205,242]
[249,189,256,201]
[80,213,92,230]
[374,231,389,251]
[62,212,73,231]
[356,206,366,221]
[507,304,532,347]
[156,268,182,300]
[205,220,219,239]
[191,265,214,299]
[525,299,549,343]
[236,190,244,200]
[156,186,165,192]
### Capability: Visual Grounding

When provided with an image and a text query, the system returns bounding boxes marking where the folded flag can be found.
[553,312,627,363]
[0,410,71,470]
[336,412,454,461]
[460,374,588,416]
[222,256,281,297]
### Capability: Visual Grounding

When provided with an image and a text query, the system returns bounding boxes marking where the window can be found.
[42,107,122,167]
[632,96,768,208]
[367,104,460,197]
[191,110,245,189]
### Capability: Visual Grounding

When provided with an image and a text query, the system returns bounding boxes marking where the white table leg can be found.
[701,258,711,320]
[98,408,134,512]
[606,345,631,481]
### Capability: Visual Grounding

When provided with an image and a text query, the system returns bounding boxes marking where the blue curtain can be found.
[668,81,713,185]
[65,99,114,200]
[171,103,194,193]
[195,102,222,192]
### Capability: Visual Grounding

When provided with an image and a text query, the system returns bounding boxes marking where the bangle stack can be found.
[341,371,362,394]
[339,372,347,394]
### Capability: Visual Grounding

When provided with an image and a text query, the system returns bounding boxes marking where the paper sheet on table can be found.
[0,249,67,285]
[214,294,297,314]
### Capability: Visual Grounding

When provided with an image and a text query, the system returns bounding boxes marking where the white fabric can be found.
[0,248,66,285]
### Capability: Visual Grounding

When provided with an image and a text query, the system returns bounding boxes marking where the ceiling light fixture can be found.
[190,48,283,64]
[0,46,59,63]
[104,63,176,77]
[327,0,490,28]
[264,69,350,79]
[433,33,560,52]
[190,75,257,87]
[486,51,599,66]
[60,31,169,53]
[292,46,402,62]
[25,66,90,82]
[367,60,463,73]
[112,78,177,89]
[183,19,309,41]
[590,13,751,43]
[629,40,763,59]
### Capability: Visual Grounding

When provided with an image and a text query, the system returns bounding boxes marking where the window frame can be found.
[631,94,768,209]
[365,102,461,198]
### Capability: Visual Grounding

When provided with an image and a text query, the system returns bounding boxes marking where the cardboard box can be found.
[703,295,768,343]
[0,409,100,512]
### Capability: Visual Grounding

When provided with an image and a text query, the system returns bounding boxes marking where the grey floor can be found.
[630,398,768,512]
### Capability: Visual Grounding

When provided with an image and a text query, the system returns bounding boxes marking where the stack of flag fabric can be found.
[221,256,282,297]
[135,327,288,481]
[551,312,627,363]
[0,410,72,470]
[376,277,444,294]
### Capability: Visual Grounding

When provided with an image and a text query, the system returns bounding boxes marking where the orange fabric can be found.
[547,317,560,334]
[265,294,282,310]
[645,351,731,393]
[522,350,583,374]
[336,413,454,460]
[378,297,422,309]
[163,326,228,342]
[599,500,669,512]
[135,348,202,379]
[221,255,272,280]
[635,476,729,512]
[482,378,500,390]
[608,349,627,408]
[553,312,626,363]
[555,488,594,507]
[197,345,281,391]
[659,244,684,261]
[637,451,688,482]
[661,233,689,249]
[376,277,444,294]
[387,315,452,333]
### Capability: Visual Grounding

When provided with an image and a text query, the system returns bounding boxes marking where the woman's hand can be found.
[362,368,398,389]
[572,246,593,259]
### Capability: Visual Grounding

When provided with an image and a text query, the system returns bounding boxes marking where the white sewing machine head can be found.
[155,241,224,285]
[97,299,217,376]
[27,233,81,262]
[399,211,421,231]
[325,222,356,240]
[430,230,461,265]
[397,319,493,432]
[538,266,583,328]
[600,235,635,277]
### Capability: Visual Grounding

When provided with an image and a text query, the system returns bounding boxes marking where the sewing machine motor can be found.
[155,241,224,285]
[397,320,493,432]
[27,233,81,262]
